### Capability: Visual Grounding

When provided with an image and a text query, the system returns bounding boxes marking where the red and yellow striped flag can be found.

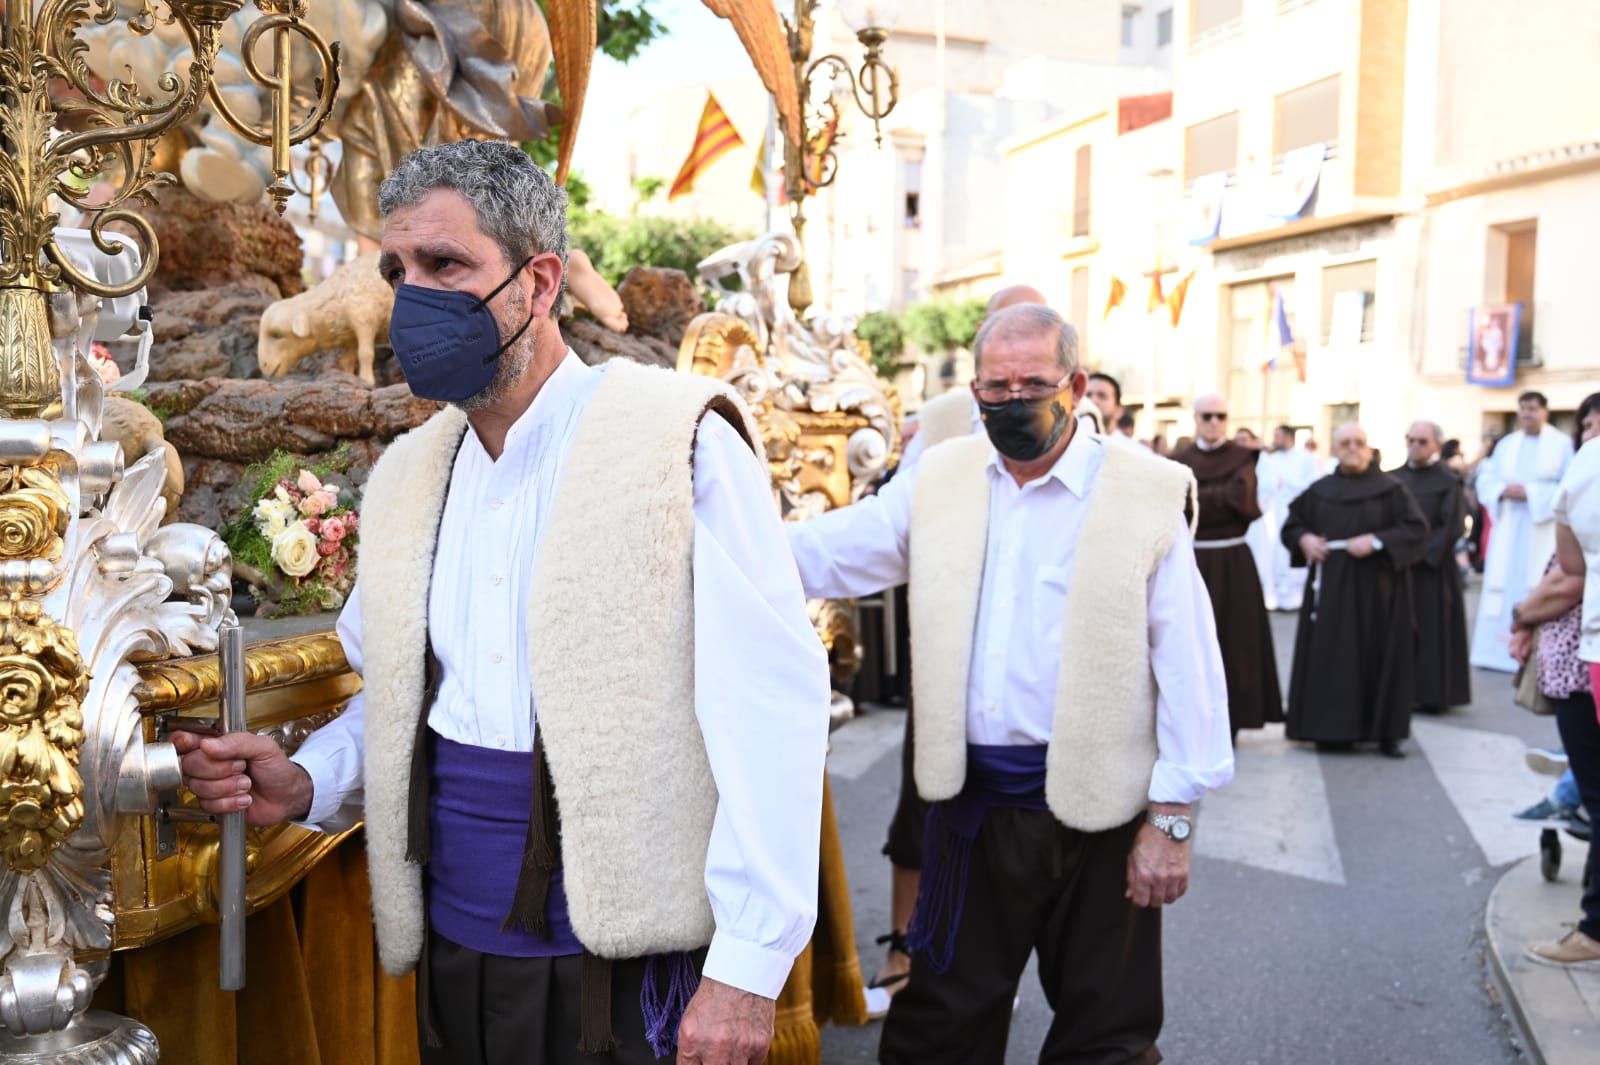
[669,93,745,200]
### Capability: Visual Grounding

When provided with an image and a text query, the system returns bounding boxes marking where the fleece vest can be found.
[907,433,1196,832]
[357,358,760,975]
[917,390,977,450]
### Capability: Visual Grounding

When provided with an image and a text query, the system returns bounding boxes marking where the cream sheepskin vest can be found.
[908,433,1196,832]
[916,390,976,450]
[357,358,760,975]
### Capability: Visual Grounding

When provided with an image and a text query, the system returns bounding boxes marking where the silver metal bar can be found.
[217,619,247,992]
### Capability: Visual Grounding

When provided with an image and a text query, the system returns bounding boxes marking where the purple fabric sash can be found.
[907,744,1049,974]
[427,736,584,957]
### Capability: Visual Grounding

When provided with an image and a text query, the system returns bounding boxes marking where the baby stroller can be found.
[1539,807,1591,884]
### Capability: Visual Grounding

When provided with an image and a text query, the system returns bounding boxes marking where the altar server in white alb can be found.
[1472,391,1575,672]
[172,139,831,1065]
[787,304,1234,1064]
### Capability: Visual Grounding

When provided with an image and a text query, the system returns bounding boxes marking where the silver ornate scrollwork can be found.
[0,238,233,1060]
[695,232,900,510]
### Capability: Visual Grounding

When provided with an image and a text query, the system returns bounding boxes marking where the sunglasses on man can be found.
[1197,411,1227,422]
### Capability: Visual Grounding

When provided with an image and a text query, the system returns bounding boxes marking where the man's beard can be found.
[454,284,538,414]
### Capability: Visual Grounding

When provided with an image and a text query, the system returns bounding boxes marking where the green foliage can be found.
[901,299,987,353]
[855,311,905,377]
[632,175,665,204]
[597,1,667,62]
[568,209,748,288]
[124,387,177,424]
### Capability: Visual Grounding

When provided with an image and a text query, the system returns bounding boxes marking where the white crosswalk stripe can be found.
[1410,718,1551,868]
[1194,723,1346,885]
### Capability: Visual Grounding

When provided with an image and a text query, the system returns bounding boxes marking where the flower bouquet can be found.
[219,450,360,617]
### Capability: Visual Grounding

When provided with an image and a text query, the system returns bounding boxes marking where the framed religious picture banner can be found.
[1467,302,1521,387]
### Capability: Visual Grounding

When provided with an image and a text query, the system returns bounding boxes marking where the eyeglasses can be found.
[1197,412,1228,422]
[973,374,1070,404]
[1405,436,1431,445]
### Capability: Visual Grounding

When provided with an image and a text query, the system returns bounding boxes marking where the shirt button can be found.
[489,499,504,509]
[490,652,503,664]
[490,574,504,586]
[493,736,508,749]
[988,703,998,713]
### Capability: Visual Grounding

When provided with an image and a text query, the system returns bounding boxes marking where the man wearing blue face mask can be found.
[787,304,1234,1064]
[172,139,831,1065]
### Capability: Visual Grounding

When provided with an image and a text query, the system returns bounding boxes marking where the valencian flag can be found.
[670,92,745,200]
[1260,286,1294,371]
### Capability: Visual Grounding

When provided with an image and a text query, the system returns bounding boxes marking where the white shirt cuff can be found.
[1148,756,1234,805]
[288,747,345,830]
[701,931,799,1000]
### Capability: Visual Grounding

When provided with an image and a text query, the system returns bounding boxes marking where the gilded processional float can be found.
[0,0,899,1060]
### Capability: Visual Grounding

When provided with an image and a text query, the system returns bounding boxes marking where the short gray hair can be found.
[379,139,569,311]
[973,304,1079,375]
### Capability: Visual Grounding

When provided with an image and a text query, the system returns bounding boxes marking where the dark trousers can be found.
[880,809,1163,1065]
[420,931,669,1065]
[1553,691,1600,939]
[884,706,928,870]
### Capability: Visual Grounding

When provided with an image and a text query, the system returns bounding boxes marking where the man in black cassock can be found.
[1390,421,1472,713]
[1176,394,1282,738]
[1282,424,1429,757]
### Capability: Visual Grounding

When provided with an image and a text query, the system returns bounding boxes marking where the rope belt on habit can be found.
[1193,534,1250,549]
[907,744,1049,974]
[1309,539,1350,621]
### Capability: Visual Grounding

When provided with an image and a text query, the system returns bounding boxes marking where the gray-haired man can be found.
[788,304,1233,1063]
[174,140,832,1065]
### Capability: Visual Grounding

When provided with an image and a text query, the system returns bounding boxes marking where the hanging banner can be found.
[1467,303,1521,387]
[1185,171,1227,245]
[1268,143,1327,221]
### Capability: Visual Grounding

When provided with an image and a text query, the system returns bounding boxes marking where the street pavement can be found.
[819,596,1556,1064]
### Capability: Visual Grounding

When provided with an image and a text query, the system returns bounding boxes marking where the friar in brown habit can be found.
[1388,420,1472,712]
[1282,424,1429,757]
[1175,393,1283,737]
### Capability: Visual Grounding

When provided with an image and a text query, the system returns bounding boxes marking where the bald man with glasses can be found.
[1175,395,1283,739]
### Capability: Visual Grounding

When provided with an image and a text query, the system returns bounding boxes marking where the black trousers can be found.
[883,706,928,870]
[1553,691,1600,939]
[420,931,670,1065]
[880,809,1162,1065]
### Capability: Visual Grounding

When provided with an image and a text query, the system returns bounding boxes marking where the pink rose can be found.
[343,512,359,533]
[321,516,346,541]
[298,493,329,518]
[297,470,323,495]
[302,518,322,536]
[317,539,340,557]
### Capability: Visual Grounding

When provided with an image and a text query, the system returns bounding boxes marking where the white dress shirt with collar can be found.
[787,425,1234,804]
[290,351,832,999]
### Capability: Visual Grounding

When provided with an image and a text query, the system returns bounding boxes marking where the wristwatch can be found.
[1147,812,1193,842]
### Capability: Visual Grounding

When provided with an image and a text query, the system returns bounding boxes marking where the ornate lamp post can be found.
[0,2,338,1060]
[780,0,901,315]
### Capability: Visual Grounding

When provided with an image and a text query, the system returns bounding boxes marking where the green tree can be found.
[632,175,666,205]
[855,311,904,378]
[902,299,987,354]
[568,210,748,288]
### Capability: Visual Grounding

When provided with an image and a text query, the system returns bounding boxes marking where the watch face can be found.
[1171,818,1191,841]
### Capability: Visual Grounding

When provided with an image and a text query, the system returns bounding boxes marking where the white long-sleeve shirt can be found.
[788,426,1234,804]
[290,352,832,999]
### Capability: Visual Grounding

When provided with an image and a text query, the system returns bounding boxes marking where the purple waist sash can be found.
[908,744,1049,974]
[427,735,583,958]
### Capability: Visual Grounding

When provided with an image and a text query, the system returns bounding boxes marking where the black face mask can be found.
[978,393,1071,461]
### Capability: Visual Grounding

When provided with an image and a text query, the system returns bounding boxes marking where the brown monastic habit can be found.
[1175,441,1283,733]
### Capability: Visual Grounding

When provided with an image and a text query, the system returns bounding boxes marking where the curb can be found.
[1484,854,1599,1065]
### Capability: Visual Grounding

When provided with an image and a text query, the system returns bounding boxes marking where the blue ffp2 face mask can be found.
[388,258,535,403]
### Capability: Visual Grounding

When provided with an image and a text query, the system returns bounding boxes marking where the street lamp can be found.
[781,0,901,314]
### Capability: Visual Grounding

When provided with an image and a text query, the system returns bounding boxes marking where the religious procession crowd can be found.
[166,139,1600,1065]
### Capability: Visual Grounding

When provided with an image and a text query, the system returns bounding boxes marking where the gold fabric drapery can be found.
[96,779,864,1064]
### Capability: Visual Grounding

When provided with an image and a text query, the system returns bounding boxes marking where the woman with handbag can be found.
[1513,396,1600,972]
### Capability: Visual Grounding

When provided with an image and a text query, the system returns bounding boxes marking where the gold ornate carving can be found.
[677,315,761,380]
[0,288,58,420]
[0,463,71,564]
[132,632,350,713]
[0,599,88,872]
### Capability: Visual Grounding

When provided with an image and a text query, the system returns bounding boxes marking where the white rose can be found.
[270,522,320,578]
